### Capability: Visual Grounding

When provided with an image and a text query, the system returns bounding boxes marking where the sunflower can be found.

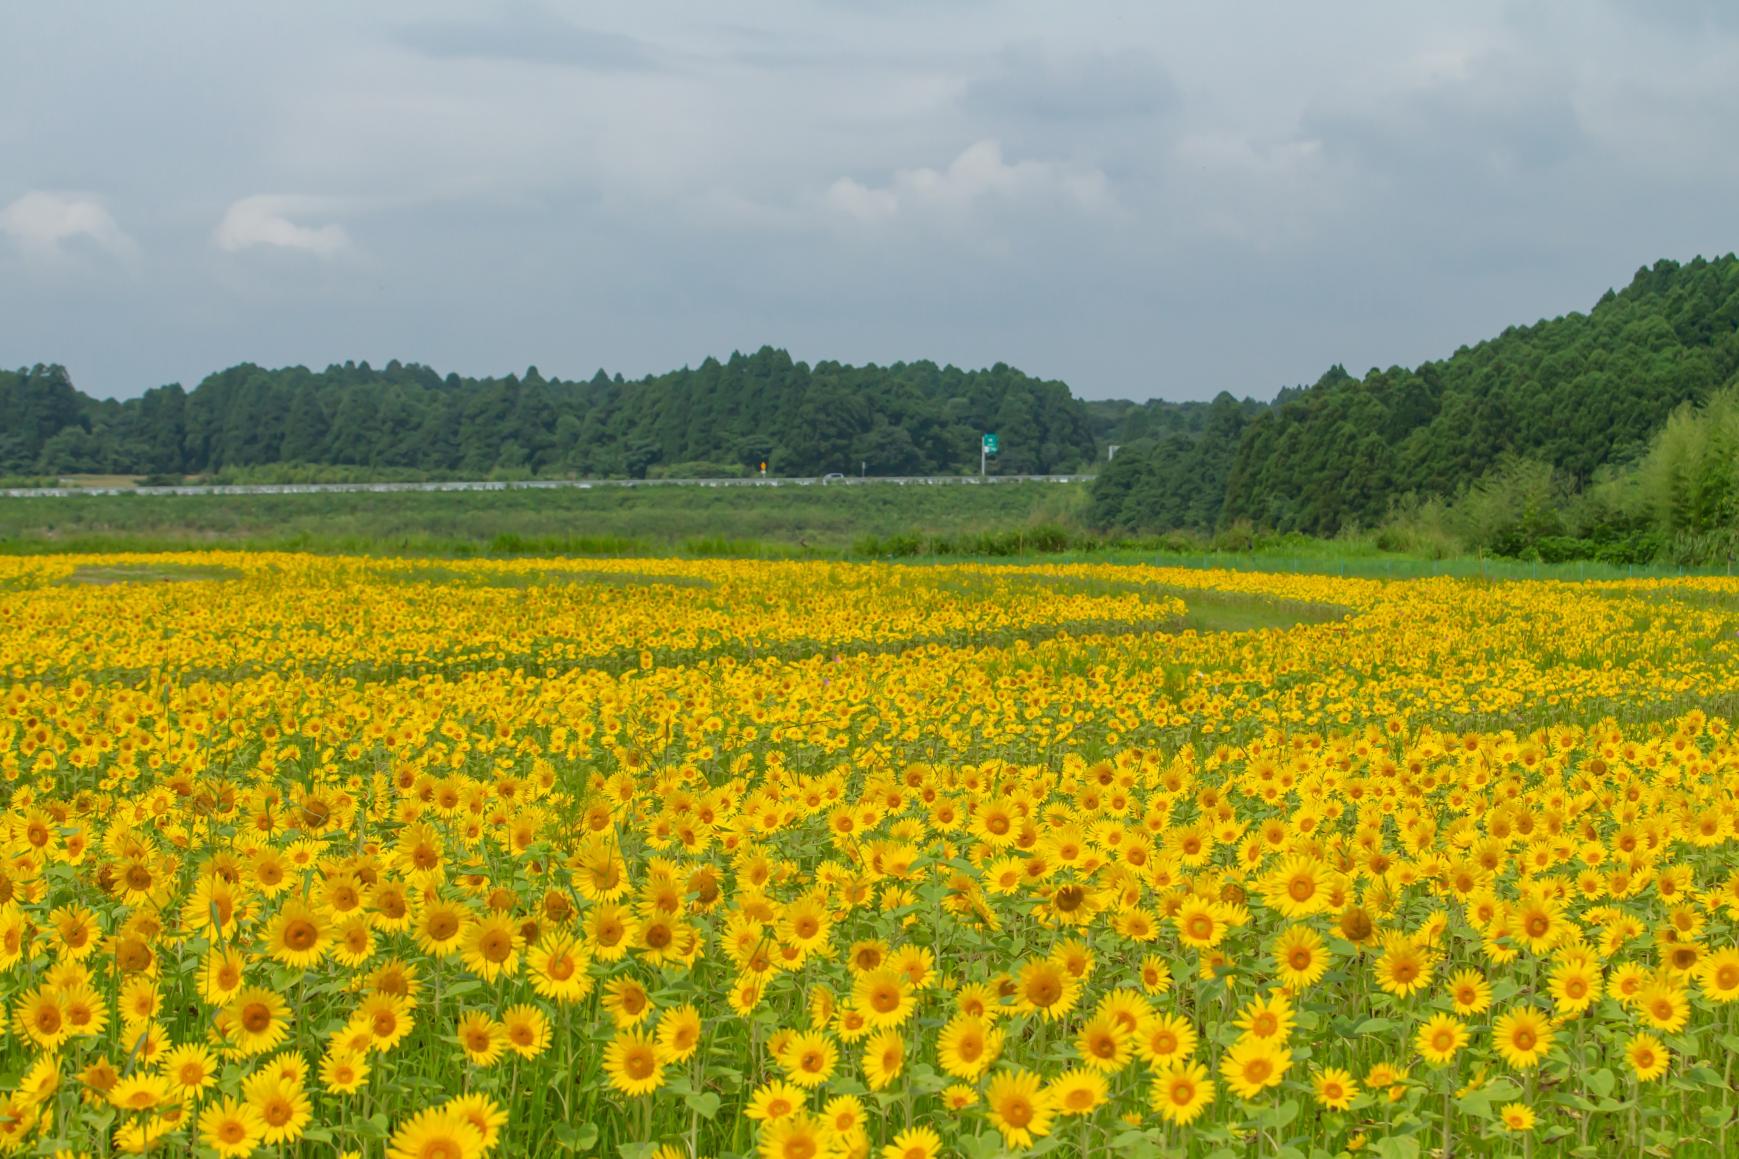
[1698,947,1739,1002]
[985,1069,1055,1149]
[1609,961,1650,1006]
[1047,1066,1108,1116]
[1075,1012,1134,1072]
[936,1013,1003,1080]
[603,1027,664,1097]
[319,1049,370,1095]
[1233,993,1294,1044]
[1136,1012,1198,1065]
[744,1079,807,1122]
[1491,1007,1554,1070]
[332,914,377,968]
[601,977,653,1028]
[49,904,101,961]
[1220,1036,1291,1100]
[1042,881,1104,927]
[198,1096,265,1159]
[881,1125,943,1159]
[954,981,1000,1020]
[1173,897,1232,948]
[1265,854,1333,918]
[776,895,833,952]
[1372,937,1433,998]
[822,1093,866,1141]
[243,1072,311,1145]
[971,802,1021,848]
[777,1030,838,1089]
[1312,1067,1358,1111]
[1626,1031,1669,1082]
[1139,954,1174,995]
[758,1112,828,1159]
[1500,1103,1536,1132]
[1013,957,1080,1021]
[851,968,914,1028]
[199,947,248,1006]
[459,913,522,982]
[263,899,329,967]
[500,1004,551,1059]
[1548,960,1601,1015]
[1634,981,1690,1032]
[412,899,471,959]
[160,1043,220,1098]
[355,993,415,1052]
[1149,1060,1215,1125]
[119,975,162,1025]
[384,1107,485,1159]
[527,931,594,1003]
[107,1073,174,1112]
[61,984,107,1038]
[1445,968,1492,1015]
[862,1028,904,1091]
[1414,1013,1468,1066]
[1273,925,1330,989]
[1513,894,1565,954]
[656,1003,703,1063]
[222,988,291,1056]
[444,1093,508,1152]
[13,986,69,1050]
[456,1011,507,1067]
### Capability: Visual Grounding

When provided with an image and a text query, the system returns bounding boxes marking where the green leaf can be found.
[1587,1068,1615,1098]
[1257,1098,1300,1130]
[1354,1017,1397,1035]
[956,1133,1005,1159]
[684,1091,722,1120]
[1373,1135,1422,1159]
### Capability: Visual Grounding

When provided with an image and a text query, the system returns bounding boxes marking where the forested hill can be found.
[0,347,1097,479]
[1093,255,1739,534]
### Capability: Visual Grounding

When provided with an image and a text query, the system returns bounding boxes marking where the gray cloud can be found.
[962,45,1178,122]
[3,2,1739,403]
[1304,50,1584,180]
[395,3,655,71]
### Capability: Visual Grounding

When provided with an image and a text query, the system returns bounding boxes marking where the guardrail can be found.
[0,474,1093,499]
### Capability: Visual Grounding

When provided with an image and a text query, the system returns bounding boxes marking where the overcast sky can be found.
[4,2,1738,402]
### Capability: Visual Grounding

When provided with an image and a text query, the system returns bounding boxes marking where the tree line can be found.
[0,347,1097,480]
[11,255,1739,564]
[1092,255,1739,562]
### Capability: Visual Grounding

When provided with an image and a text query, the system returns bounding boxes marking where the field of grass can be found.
[0,484,1708,585]
[4,552,1739,1157]
[0,482,1089,557]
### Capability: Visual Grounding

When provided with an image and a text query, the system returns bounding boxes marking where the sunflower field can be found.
[3,553,1739,1158]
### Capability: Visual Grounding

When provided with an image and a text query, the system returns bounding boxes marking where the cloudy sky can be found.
[4,2,1738,401]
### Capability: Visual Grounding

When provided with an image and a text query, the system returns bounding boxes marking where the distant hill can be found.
[0,347,1097,479]
[1094,255,1739,534]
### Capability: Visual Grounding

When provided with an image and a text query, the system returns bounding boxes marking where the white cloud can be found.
[825,140,1113,223]
[0,191,137,259]
[215,195,350,257]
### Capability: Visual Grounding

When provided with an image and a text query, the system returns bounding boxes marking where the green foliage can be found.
[1,349,1096,481]
[1095,255,1739,542]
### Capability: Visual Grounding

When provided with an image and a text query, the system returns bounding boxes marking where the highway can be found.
[1,474,1091,499]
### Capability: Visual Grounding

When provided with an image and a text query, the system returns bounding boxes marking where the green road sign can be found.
[982,433,999,454]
